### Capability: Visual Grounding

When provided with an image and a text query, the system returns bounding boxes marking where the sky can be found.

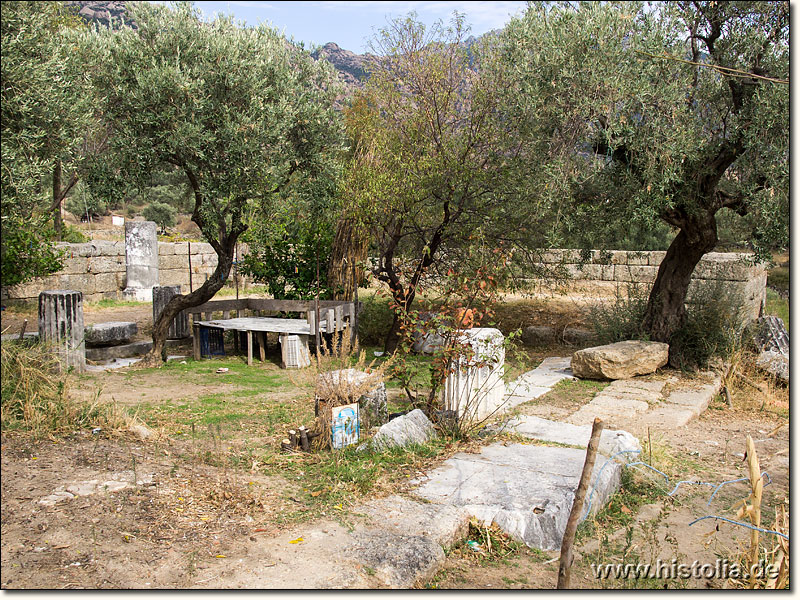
[183,1,529,52]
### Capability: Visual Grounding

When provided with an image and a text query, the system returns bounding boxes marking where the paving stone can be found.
[412,443,621,551]
[345,531,445,588]
[38,491,75,506]
[85,321,137,347]
[357,495,470,549]
[66,481,99,496]
[504,415,641,460]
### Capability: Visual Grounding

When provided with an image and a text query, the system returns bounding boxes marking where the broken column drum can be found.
[152,285,189,339]
[442,328,505,424]
[38,290,86,372]
[123,220,159,301]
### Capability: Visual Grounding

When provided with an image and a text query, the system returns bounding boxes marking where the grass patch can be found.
[262,440,447,523]
[767,266,788,293]
[764,288,788,330]
[90,298,148,309]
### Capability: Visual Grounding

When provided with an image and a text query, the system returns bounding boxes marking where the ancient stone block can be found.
[85,321,137,347]
[372,409,437,450]
[123,221,159,300]
[571,340,669,380]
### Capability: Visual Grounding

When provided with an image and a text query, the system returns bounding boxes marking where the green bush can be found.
[59,224,87,243]
[64,182,107,219]
[142,201,176,232]
[357,294,395,346]
[670,282,748,370]
[586,284,651,344]
[586,281,747,369]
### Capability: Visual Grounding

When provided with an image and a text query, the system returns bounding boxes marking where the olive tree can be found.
[1,1,91,286]
[499,1,788,354]
[82,2,342,363]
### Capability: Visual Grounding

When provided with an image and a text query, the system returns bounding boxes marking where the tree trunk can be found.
[642,214,718,359]
[384,286,417,354]
[52,161,63,240]
[143,236,237,366]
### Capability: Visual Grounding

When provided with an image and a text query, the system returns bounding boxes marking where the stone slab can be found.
[357,495,470,549]
[504,415,641,459]
[85,338,187,361]
[345,531,445,588]
[85,321,137,347]
[412,443,621,551]
[572,341,669,380]
[371,409,437,451]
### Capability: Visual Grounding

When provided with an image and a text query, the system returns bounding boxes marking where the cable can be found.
[688,515,789,541]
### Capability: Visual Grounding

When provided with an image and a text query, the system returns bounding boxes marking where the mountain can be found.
[310,43,370,88]
[63,1,367,90]
[64,1,135,29]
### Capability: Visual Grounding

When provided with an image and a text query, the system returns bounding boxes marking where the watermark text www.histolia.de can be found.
[591,559,779,581]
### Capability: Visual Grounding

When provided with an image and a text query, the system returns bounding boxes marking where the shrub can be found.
[357,294,395,347]
[586,281,748,369]
[586,284,651,345]
[142,201,176,233]
[670,281,748,370]
[64,182,107,220]
[58,224,87,243]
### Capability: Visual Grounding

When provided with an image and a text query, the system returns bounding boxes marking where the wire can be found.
[688,515,789,541]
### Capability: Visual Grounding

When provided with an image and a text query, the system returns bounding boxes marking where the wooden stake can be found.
[315,253,321,362]
[352,261,359,347]
[18,319,28,341]
[557,417,604,589]
[289,429,297,448]
[299,426,310,452]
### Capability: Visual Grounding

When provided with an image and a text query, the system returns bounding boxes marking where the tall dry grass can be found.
[1,341,140,438]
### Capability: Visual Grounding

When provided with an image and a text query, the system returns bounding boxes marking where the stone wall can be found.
[2,241,221,304]
[529,249,767,322]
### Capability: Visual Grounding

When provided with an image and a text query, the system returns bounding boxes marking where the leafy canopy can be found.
[1,1,90,286]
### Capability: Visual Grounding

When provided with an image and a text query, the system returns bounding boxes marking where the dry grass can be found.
[1,341,141,438]
[289,328,396,449]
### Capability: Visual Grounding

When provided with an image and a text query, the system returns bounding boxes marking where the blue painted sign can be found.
[331,402,360,449]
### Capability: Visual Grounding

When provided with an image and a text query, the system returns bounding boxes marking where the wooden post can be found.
[351,261,358,347]
[258,331,266,362]
[326,308,335,334]
[18,319,28,341]
[188,241,193,293]
[235,243,239,301]
[193,322,200,360]
[315,255,321,359]
[247,330,253,366]
[557,417,604,589]
[289,429,297,448]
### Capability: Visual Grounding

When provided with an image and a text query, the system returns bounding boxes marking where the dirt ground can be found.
[0,299,790,589]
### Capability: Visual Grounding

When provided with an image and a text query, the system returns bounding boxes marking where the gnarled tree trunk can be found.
[143,235,238,366]
[642,210,718,362]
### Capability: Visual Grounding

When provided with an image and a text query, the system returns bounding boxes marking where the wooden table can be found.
[193,317,327,367]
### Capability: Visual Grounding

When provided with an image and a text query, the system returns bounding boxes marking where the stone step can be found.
[411,442,621,551]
